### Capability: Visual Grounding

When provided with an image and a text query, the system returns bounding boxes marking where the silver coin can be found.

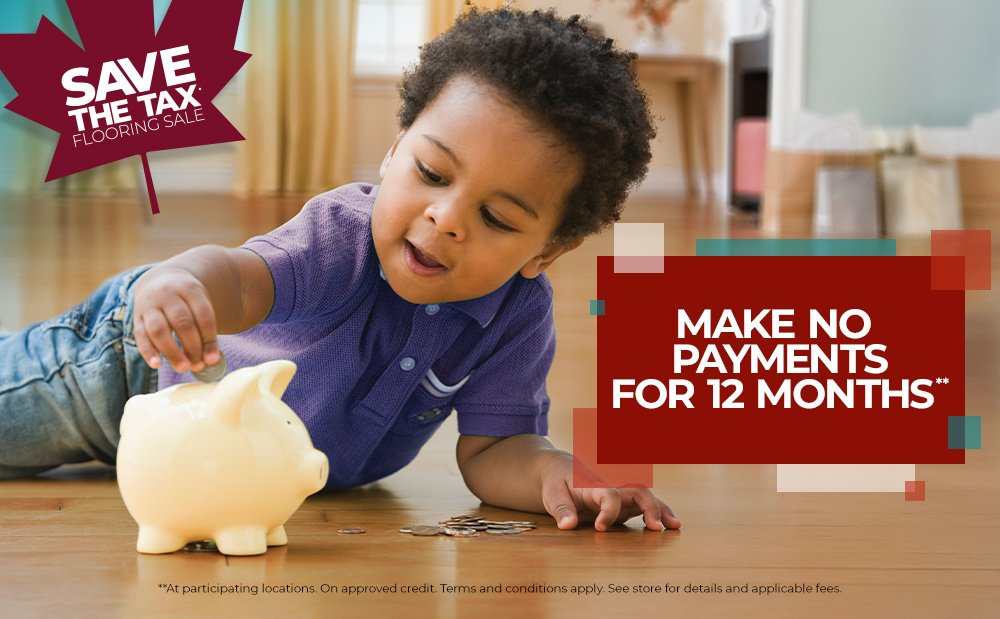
[183,540,219,552]
[192,351,227,383]
[410,525,443,536]
[398,527,413,534]
[337,528,366,534]
[486,529,523,536]
[443,527,479,537]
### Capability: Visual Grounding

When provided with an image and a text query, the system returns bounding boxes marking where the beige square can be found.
[777,464,915,492]
[613,223,664,273]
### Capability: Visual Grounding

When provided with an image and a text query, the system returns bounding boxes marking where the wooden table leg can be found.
[695,74,714,199]
[676,81,696,197]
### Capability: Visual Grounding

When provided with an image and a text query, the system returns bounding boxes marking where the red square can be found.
[904,480,926,502]
[932,230,991,290]
[573,408,653,489]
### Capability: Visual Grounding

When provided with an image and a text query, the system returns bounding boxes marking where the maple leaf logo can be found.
[0,0,249,214]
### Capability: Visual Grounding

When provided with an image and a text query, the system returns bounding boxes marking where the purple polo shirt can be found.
[157,183,554,489]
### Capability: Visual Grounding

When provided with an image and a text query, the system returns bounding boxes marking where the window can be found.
[355,0,427,76]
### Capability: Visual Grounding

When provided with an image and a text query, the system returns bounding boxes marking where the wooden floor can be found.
[0,192,997,618]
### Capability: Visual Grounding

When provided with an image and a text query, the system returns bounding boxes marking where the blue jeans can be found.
[0,266,157,478]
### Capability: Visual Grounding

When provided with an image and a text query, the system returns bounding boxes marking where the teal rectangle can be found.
[965,416,982,449]
[589,299,605,316]
[948,416,965,449]
[696,239,897,257]
[949,416,981,450]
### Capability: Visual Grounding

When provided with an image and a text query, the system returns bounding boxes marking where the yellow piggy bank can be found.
[117,360,328,555]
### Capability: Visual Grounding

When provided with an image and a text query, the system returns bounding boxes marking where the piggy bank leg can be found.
[214,526,268,556]
[266,525,288,547]
[136,527,189,554]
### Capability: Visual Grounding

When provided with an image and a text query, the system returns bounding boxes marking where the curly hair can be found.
[397,7,656,243]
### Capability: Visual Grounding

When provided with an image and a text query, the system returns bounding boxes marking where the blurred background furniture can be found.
[635,55,720,198]
[728,31,770,212]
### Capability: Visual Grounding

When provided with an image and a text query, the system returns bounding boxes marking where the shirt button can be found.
[417,407,442,421]
[424,304,440,316]
[399,357,416,371]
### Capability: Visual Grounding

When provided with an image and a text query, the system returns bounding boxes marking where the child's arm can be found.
[132,245,273,373]
[456,434,681,531]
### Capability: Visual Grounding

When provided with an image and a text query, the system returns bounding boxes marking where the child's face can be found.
[372,76,582,305]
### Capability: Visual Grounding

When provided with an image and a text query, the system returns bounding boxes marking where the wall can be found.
[804,0,1000,128]
[773,0,1000,149]
[351,77,402,185]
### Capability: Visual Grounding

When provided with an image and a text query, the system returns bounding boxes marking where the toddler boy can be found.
[0,8,679,531]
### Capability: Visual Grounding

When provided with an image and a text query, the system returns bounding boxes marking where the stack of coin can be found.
[398,515,538,537]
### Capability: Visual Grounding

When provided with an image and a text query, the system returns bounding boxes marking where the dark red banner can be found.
[596,256,965,464]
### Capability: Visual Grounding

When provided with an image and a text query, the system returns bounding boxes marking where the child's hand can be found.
[133,265,220,374]
[540,454,681,531]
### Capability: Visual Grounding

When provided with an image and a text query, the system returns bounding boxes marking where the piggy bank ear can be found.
[207,361,298,427]
[257,360,297,399]
[207,367,257,427]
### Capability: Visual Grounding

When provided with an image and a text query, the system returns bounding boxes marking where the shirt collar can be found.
[445,277,515,327]
[377,263,510,328]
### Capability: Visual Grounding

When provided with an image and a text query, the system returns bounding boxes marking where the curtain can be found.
[427,0,511,41]
[235,0,357,195]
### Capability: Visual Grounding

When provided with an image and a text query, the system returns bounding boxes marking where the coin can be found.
[337,528,366,534]
[403,517,537,538]
[410,525,443,536]
[192,351,227,383]
[183,540,219,552]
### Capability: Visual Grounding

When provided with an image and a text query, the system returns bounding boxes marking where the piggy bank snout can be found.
[299,450,328,495]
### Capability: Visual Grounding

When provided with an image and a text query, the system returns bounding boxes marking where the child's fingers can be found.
[201,340,220,366]
[658,498,681,530]
[141,309,190,372]
[132,319,160,369]
[629,490,665,531]
[183,291,219,367]
[542,480,580,530]
[161,300,206,371]
[593,489,622,532]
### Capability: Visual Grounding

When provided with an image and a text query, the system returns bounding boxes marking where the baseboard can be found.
[634,169,727,198]
[147,163,237,193]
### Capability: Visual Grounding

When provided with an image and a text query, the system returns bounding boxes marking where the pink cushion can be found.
[734,118,769,194]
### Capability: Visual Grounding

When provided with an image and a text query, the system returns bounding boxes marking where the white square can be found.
[776,464,915,492]
[613,223,664,257]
